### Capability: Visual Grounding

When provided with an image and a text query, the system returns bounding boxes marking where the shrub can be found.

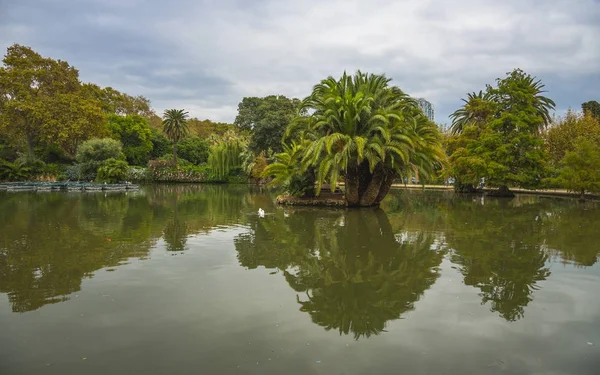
[149,129,172,160]
[107,114,153,166]
[178,136,210,165]
[159,154,193,166]
[96,158,129,183]
[65,164,81,181]
[127,166,149,182]
[76,138,123,179]
[0,160,31,181]
[147,159,207,182]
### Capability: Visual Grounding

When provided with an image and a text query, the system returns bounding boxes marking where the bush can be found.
[147,159,208,182]
[96,158,129,183]
[65,164,83,181]
[0,159,31,181]
[149,129,172,160]
[34,163,67,181]
[159,154,193,166]
[178,136,210,165]
[107,114,153,166]
[127,166,149,182]
[76,138,123,179]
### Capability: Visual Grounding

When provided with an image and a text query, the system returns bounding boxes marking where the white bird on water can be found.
[258,208,265,218]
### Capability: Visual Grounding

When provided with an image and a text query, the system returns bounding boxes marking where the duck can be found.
[258,208,265,218]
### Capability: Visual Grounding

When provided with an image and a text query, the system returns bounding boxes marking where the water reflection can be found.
[444,196,551,321]
[0,185,599,328]
[235,208,446,339]
[0,185,260,312]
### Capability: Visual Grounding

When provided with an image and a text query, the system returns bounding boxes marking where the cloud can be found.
[1,0,599,122]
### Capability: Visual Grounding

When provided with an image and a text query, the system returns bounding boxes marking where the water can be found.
[0,185,599,375]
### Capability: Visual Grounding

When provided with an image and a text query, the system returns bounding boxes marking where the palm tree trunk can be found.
[374,170,397,205]
[345,167,360,206]
[359,164,385,206]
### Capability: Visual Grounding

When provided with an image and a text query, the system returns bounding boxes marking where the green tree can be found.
[549,138,600,200]
[0,44,106,159]
[448,69,555,196]
[149,128,172,160]
[277,71,444,206]
[106,114,153,166]
[449,91,496,135]
[177,136,210,165]
[208,136,247,181]
[162,109,190,164]
[75,138,123,179]
[234,95,301,154]
[582,100,600,120]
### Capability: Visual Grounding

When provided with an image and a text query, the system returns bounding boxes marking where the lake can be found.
[0,185,599,375]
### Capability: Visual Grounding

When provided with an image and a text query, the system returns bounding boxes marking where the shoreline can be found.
[391,184,600,200]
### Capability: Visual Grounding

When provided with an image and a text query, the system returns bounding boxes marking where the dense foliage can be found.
[0,44,597,198]
[447,69,555,195]
[265,71,445,206]
[234,95,301,154]
[96,158,129,183]
[107,114,153,166]
[75,138,123,180]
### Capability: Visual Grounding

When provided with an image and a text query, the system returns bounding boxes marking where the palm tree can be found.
[283,70,444,206]
[449,91,495,135]
[162,109,189,164]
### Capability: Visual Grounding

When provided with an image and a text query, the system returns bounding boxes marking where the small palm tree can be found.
[0,160,31,181]
[162,109,190,164]
[449,91,495,135]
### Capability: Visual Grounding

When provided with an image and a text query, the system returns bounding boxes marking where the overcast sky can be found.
[1,0,599,124]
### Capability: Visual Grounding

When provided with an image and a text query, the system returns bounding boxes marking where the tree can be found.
[545,109,600,167]
[177,136,210,165]
[149,128,172,160]
[582,100,600,120]
[162,109,189,164]
[187,118,236,138]
[447,69,555,196]
[82,84,154,117]
[0,44,106,159]
[234,95,301,154]
[449,91,496,135]
[208,136,247,181]
[106,114,153,166]
[273,71,445,206]
[549,138,600,200]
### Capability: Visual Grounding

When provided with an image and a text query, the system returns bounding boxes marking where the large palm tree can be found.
[162,109,189,164]
[285,70,444,206]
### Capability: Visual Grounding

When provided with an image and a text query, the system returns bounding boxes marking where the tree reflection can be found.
[445,197,551,321]
[235,208,446,339]
[0,185,260,312]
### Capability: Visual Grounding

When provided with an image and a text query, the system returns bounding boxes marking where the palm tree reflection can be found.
[235,208,446,339]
